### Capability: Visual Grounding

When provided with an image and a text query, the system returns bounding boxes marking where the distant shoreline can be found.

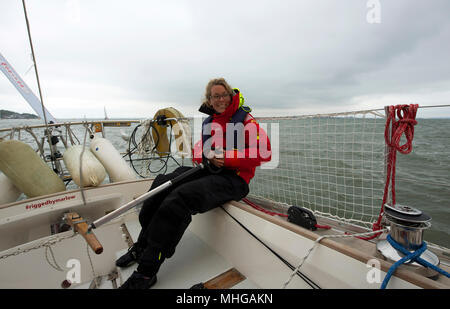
[0,109,39,120]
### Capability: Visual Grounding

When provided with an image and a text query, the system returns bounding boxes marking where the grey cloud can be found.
[1,0,450,118]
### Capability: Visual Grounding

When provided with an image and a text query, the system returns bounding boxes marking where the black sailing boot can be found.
[115,243,143,268]
[119,249,165,289]
[119,271,157,289]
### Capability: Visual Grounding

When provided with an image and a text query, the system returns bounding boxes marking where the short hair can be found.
[202,78,233,107]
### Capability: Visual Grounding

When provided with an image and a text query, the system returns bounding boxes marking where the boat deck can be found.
[73,215,259,289]
[71,199,450,289]
[117,223,259,289]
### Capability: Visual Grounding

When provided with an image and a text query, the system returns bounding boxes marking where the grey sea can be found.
[1,117,449,249]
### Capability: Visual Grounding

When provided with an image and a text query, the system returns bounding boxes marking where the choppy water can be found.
[0,117,449,248]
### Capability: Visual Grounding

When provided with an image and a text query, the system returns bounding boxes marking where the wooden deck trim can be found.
[203,268,246,289]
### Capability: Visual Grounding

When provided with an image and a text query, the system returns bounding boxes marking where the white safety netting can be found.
[248,110,387,228]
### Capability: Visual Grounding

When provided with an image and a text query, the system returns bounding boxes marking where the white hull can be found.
[0,179,152,252]
[0,218,128,289]
[0,179,152,289]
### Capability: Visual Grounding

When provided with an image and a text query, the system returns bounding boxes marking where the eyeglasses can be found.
[210,93,230,101]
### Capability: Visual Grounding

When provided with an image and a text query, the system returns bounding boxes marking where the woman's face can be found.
[209,85,231,114]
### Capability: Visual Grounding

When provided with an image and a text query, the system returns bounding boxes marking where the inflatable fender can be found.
[63,145,107,187]
[0,140,66,198]
[152,107,192,158]
[120,129,130,142]
[0,172,22,204]
[90,137,137,182]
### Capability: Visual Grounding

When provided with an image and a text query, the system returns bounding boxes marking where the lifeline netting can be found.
[248,109,387,229]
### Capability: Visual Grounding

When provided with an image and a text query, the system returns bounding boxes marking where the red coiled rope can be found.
[357,104,419,240]
[242,198,288,218]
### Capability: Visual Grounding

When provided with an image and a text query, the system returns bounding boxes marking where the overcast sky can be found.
[1,0,450,119]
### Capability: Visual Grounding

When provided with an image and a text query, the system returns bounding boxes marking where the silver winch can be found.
[377,203,440,278]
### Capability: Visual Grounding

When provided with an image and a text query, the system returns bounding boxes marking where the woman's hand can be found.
[209,156,224,168]
[207,148,224,168]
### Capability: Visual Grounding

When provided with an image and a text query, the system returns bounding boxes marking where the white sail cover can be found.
[0,52,56,123]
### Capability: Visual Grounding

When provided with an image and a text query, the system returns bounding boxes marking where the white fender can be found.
[120,129,130,142]
[63,145,107,187]
[90,137,137,182]
[0,140,66,197]
[0,172,22,204]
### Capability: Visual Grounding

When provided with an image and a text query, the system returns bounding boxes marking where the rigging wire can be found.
[220,206,321,289]
[21,0,58,173]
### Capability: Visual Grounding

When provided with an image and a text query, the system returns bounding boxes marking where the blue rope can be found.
[381,234,450,289]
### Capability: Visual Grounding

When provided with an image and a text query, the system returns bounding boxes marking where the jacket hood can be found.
[198,103,216,116]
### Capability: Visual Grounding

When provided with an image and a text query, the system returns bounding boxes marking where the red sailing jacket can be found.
[193,91,271,184]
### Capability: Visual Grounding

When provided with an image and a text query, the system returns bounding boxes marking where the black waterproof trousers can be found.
[134,165,249,277]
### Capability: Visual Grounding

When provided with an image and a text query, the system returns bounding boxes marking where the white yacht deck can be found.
[73,215,260,289]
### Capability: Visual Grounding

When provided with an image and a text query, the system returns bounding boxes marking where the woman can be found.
[118,78,271,289]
